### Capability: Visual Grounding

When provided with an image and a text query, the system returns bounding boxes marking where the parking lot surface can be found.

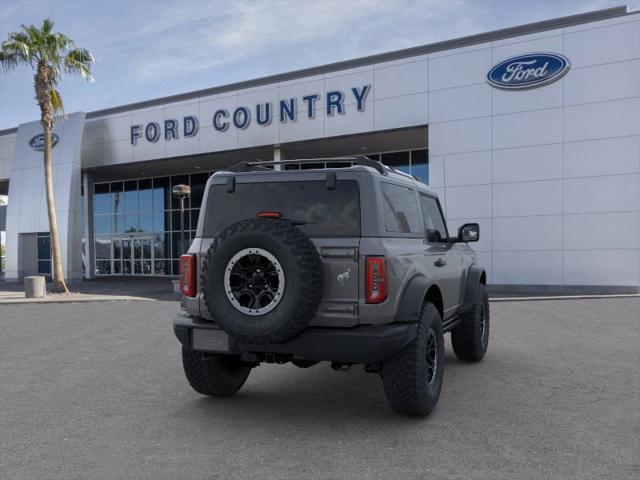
[1,297,638,480]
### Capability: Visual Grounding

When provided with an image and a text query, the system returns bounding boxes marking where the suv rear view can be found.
[174,157,489,416]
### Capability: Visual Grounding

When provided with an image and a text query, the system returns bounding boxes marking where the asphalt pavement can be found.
[1,297,638,480]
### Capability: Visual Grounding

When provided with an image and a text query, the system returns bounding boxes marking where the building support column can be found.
[273,146,282,170]
[83,172,95,279]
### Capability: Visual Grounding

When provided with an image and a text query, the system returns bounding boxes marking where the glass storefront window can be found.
[153,233,168,259]
[124,180,138,213]
[95,236,111,259]
[154,260,169,275]
[95,215,111,235]
[139,179,153,212]
[124,213,139,233]
[93,171,213,276]
[381,151,411,176]
[112,214,124,234]
[190,173,209,208]
[411,149,428,184]
[96,260,111,275]
[139,212,153,232]
[153,177,170,211]
[190,209,200,231]
[153,211,168,232]
[94,183,110,214]
[171,210,190,232]
[171,231,183,258]
[111,182,123,215]
[113,238,122,259]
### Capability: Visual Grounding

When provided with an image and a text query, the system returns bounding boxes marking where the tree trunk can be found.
[43,122,69,293]
[35,63,69,294]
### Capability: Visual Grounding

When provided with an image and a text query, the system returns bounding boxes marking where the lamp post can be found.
[172,184,191,256]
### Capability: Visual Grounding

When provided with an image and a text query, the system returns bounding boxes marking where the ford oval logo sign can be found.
[487,53,570,90]
[29,133,59,151]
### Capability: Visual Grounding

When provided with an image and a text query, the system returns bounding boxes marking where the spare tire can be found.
[201,218,324,344]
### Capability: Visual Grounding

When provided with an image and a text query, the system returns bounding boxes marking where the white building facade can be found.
[0,6,638,293]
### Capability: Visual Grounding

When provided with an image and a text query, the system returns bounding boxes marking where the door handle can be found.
[434,258,447,267]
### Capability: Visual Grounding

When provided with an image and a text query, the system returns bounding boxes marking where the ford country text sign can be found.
[130,84,371,146]
[487,53,570,90]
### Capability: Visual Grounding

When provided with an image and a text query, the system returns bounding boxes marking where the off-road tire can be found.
[182,348,251,397]
[202,218,324,344]
[381,303,445,417]
[451,283,489,362]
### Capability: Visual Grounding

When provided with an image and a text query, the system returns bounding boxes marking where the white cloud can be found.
[93,0,475,81]
[0,0,627,129]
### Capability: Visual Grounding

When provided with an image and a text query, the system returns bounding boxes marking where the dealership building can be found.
[0,5,638,292]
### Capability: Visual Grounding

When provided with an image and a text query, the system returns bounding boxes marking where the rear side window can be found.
[381,182,421,234]
[420,195,448,243]
[203,180,360,237]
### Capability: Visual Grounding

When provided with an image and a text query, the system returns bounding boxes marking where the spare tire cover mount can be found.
[201,217,324,344]
[223,247,285,316]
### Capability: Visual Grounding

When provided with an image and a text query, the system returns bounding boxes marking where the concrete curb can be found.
[2,293,638,306]
[0,295,156,305]
[490,293,640,303]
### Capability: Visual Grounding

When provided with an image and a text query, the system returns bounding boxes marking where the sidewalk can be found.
[2,276,637,305]
[0,277,180,304]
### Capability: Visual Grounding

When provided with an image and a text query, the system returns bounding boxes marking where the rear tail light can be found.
[257,211,282,219]
[180,254,197,297]
[365,256,387,304]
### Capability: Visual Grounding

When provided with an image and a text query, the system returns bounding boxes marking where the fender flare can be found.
[394,275,431,323]
[460,265,486,314]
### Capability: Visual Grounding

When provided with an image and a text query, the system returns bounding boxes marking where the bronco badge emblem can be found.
[337,268,351,285]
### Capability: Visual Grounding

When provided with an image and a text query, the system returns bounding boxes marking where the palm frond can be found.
[53,32,72,50]
[41,17,54,35]
[0,51,20,70]
[22,24,42,47]
[64,47,94,81]
[50,88,64,113]
[2,37,32,63]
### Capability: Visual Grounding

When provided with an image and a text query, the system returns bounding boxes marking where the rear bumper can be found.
[173,313,417,364]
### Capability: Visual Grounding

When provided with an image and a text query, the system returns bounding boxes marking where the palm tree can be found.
[0,196,5,274]
[0,18,94,293]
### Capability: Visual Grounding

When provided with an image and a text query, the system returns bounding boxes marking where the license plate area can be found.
[191,328,230,352]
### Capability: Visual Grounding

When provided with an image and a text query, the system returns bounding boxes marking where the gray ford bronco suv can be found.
[173,157,489,417]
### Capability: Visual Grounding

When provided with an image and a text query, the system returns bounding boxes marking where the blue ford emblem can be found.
[487,53,570,90]
[29,133,59,151]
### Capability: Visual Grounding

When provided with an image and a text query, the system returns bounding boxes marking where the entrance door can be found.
[132,237,153,275]
[113,236,153,275]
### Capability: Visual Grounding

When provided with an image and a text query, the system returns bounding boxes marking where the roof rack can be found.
[226,156,387,175]
[390,168,420,181]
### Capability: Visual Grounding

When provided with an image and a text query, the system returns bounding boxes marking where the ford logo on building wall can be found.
[29,133,59,151]
[487,53,570,90]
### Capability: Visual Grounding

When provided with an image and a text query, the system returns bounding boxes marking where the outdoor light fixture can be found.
[172,184,191,256]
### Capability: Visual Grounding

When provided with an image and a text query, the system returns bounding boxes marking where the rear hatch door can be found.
[201,173,361,327]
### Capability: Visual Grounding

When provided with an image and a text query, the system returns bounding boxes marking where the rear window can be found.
[203,180,360,237]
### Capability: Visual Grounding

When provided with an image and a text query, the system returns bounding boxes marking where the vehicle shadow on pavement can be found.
[170,346,492,426]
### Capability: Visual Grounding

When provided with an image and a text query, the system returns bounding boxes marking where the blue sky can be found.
[0,0,635,130]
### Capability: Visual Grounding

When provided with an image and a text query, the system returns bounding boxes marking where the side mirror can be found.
[458,223,480,242]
